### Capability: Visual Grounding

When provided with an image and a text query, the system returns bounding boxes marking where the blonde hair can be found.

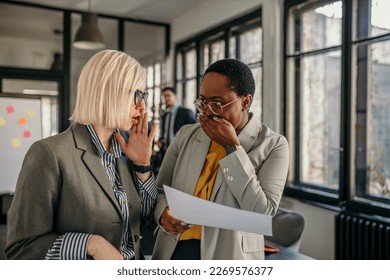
[69,50,146,129]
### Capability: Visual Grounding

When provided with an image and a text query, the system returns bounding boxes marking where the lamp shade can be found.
[73,13,105,50]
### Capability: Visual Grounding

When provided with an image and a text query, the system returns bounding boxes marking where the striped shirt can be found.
[45,124,157,260]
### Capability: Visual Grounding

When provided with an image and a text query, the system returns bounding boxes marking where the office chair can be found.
[265,208,305,252]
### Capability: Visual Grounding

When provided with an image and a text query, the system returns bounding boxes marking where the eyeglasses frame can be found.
[193,96,241,115]
[134,89,149,107]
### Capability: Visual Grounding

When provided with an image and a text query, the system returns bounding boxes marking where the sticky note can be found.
[0,117,5,126]
[23,130,31,138]
[18,117,27,126]
[27,110,35,118]
[6,106,15,114]
[11,138,21,148]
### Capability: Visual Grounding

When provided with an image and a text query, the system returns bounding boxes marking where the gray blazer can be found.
[152,115,289,260]
[5,123,144,260]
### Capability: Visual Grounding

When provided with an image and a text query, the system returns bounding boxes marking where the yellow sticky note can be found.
[27,110,36,118]
[18,117,27,126]
[0,117,5,126]
[11,138,21,148]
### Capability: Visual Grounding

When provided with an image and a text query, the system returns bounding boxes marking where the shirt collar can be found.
[86,124,122,158]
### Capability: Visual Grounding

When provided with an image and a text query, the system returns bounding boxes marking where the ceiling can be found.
[1,0,212,64]
[10,0,210,23]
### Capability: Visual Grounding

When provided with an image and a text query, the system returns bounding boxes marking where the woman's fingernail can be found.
[180,222,187,226]
[212,116,218,121]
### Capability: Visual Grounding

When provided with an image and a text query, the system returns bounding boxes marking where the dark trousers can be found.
[171,239,201,260]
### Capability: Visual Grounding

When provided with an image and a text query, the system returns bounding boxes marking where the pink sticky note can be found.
[6,106,15,114]
[23,131,31,138]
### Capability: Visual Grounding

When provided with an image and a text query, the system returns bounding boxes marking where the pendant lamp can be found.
[73,0,105,50]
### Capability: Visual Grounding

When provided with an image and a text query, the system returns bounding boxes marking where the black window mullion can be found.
[354,0,370,199]
[236,33,241,61]
[293,10,302,184]
[118,18,124,51]
[196,40,201,99]
[339,0,354,204]
[224,28,230,58]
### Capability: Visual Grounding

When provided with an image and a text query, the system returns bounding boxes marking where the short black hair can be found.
[162,87,176,95]
[204,58,255,97]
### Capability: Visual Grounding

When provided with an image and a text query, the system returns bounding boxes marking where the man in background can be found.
[156,87,197,169]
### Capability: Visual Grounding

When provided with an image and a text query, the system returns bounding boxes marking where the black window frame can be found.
[284,0,390,217]
[174,8,262,112]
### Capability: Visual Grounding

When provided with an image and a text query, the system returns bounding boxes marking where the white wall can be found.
[280,197,336,259]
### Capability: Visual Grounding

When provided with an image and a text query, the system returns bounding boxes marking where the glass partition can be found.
[0,2,63,70]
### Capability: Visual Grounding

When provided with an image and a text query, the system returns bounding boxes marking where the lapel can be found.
[210,115,262,201]
[117,157,141,219]
[72,123,123,218]
[182,129,210,195]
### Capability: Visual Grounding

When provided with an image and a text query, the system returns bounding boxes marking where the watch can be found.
[133,163,153,173]
[225,144,242,155]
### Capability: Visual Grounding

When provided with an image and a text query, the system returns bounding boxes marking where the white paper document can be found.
[163,185,272,235]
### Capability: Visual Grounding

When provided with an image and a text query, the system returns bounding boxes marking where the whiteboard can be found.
[0,96,42,194]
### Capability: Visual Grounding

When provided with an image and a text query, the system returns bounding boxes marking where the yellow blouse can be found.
[179,140,226,241]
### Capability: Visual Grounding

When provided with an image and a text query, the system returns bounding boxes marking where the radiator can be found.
[335,211,390,259]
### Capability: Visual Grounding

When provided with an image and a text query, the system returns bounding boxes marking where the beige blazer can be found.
[5,123,144,259]
[152,115,289,260]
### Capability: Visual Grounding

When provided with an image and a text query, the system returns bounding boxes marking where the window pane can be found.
[229,36,236,59]
[299,1,342,53]
[176,82,183,106]
[367,40,390,198]
[176,52,183,80]
[250,67,262,120]
[185,49,197,78]
[147,65,154,88]
[211,40,225,64]
[184,79,197,111]
[153,87,161,121]
[146,88,153,117]
[203,44,210,70]
[154,63,161,86]
[370,0,390,37]
[240,27,262,64]
[124,22,165,66]
[0,3,63,70]
[300,51,341,188]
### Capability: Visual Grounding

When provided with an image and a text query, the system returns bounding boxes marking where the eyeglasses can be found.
[134,89,149,107]
[193,96,241,115]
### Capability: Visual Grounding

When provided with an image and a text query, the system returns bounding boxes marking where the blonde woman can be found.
[5,50,157,260]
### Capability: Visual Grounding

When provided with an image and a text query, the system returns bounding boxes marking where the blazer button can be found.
[134,235,139,242]
[228,175,233,182]
[223,167,229,174]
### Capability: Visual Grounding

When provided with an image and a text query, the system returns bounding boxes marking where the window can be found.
[285,0,390,215]
[287,1,342,193]
[175,9,263,118]
[146,62,163,133]
[0,3,63,70]
[354,0,390,203]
